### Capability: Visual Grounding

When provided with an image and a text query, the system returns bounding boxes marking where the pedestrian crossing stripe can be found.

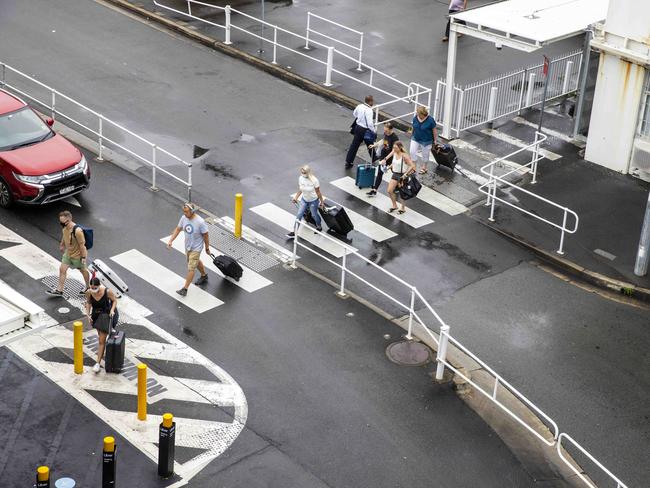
[330,177,434,228]
[481,128,562,161]
[376,174,468,216]
[162,236,273,293]
[111,249,224,314]
[250,202,357,258]
[289,193,397,242]
[512,116,585,147]
[0,223,247,486]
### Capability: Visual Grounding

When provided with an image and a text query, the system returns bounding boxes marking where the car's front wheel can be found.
[0,178,14,208]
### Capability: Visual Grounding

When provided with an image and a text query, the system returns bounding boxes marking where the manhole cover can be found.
[386,340,431,366]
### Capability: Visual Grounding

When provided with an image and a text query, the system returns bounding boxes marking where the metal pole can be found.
[537,55,551,134]
[324,46,334,86]
[258,0,265,53]
[151,144,158,192]
[517,69,527,114]
[51,91,56,120]
[97,115,104,161]
[435,324,450,380]
[272,27,278,64]
[305,12,311,49]
[406,287,415,340]
[338,252,347,297]
[442,24,458,139]
[1,63,5,87]
[187,163,192,202]
[562,61,574,94]
[290,223,299,269]
[356,33,364,71]
[487,86,498,126]
[573,30,593,139]
[525,72,536,108]
[557,210,568,255]
[224,5,232,45]
[634,190,650,276]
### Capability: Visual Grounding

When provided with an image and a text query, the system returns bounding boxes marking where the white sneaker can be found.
[93,362,101,373]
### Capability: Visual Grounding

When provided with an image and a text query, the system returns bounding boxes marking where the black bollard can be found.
[102,437,116,487]
[158,413,176,478]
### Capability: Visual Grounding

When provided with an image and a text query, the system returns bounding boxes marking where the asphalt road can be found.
[0,0,648,486]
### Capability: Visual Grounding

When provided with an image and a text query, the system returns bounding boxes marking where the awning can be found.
[452,0,609,53]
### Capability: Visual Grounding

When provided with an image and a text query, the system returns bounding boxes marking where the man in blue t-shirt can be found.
[166,202,211,296]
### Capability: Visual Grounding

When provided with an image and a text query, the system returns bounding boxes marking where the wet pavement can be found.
[0,0,649,486]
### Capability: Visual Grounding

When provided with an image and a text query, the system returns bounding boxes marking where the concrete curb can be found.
[101,0,413,133]
[473,217,650,303]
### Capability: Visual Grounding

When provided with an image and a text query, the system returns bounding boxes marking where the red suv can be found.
[0,89,90,208]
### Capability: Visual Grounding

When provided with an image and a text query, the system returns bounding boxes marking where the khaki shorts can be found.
[62,253,86,270]
[186,250,202,271]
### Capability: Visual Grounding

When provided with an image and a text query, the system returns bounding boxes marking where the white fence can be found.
[288,218,623,488]
[0,63,193,201]
[478,132,579,255]
[372,83,432,127]
[304,12,364,72]
[434,50,583,138]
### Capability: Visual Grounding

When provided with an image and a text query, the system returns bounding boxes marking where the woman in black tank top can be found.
[85,277,119,373]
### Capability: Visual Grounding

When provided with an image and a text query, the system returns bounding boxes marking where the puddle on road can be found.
[201,161,237,179]
[416,231,490,273]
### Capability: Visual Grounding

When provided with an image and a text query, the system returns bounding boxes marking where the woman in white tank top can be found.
[378,141,416,214]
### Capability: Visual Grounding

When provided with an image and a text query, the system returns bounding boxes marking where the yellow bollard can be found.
[234,193,243,239]
[137,364,147,420]
[73,320,83,374]
[103,436,115,453]
[162,413,173,428]
[36,466,49,488]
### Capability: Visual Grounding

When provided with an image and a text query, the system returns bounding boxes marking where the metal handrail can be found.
[305,12,364,71]
[372,83,433,127]
[0,63,193,200]
[557,434,629,488]
[478,132,579,255]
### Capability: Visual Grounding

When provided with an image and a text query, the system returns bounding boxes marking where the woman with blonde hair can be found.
[378,141,416,214]
[409,106,438,175]
[287,164,325,238]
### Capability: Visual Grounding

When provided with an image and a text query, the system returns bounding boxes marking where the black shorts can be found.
[391,172,403,181]
[91,310,119,333]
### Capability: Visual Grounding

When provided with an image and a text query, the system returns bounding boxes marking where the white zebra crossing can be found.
[481,128,562,161]
[111,249,224,313]
[330,177,434,228]
[162,236,273,293]
[250,202,356,258]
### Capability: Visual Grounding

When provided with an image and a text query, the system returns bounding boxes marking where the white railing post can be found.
[187,0,192,16]
[368,68,374,87]
[557,210,568,255]
[51,90,56,120]
[97,115,104,161]
[324,46,334,86]
[150,144,158,192]
[487,86,498,124]
[224,5,232,45]
[562,60,573,94]
[272,27,278,64]
[406,287,415,340]
[456,88,464,136]
[187,162,193,202]
[337,252,348,297]
[531,131,541,184]
[0,63,5,87]
[290,226,299,269]
[485,164,495,207]
[517,70,527,114]
[488,164,497,222]
[435,324,450,380]
[492,377,500,399]
[433,81,442,121]
[525,73,536,107]
[304,12,311,49]
[356,33,364,71]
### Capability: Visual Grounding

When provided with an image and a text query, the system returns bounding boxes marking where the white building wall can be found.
[584,0,650,173]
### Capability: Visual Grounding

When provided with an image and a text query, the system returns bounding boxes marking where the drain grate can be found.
[207,224,280,273]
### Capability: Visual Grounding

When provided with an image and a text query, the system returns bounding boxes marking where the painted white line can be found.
[111,249,223,313]
[250,203,356,258]
[290,193,397,242]
[379,173,468,216]
[512,117,586,147]
[330,177,434,228]
[452,138,522,169]
[481,128,562,161]
[161,236,272,293]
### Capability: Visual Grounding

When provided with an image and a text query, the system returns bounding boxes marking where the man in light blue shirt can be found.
[166,202,210,296]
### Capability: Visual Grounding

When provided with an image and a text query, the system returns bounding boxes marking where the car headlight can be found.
[13,172,45,184]
[73,155,87,173]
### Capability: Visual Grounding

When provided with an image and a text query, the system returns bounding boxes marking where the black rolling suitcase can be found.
[211,254,243,281]
[431,143,458,171]
[105,330,126,373]
[318,199,354,237]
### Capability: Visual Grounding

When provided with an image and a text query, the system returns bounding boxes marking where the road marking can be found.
[290,194,397,242]
[250,203,356,258]
[0,223,247,486]
[481,128,562,161]
[512,117,585,147]
[162,236,273,293]
[110,250,223,313]
[330,177,434,228]
[378,174,468,216]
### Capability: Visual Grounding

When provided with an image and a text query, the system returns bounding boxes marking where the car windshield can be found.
[0,107,52,151]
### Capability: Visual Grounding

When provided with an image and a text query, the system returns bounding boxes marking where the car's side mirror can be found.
[45,117,54,127]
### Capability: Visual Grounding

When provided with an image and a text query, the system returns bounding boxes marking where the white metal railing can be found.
[305,12,364,72]
[478,132,579,255]
[557,434,629,488]
[372,83,432,127]
[434,50,582,138]
[0,63,193,201]
[152,1,428,106]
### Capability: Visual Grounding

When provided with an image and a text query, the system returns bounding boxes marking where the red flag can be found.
[543,55,550,77]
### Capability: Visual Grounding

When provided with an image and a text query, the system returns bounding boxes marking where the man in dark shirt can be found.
[367,122,399,196]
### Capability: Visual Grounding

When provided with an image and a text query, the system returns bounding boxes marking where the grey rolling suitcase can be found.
[89,259,128,297]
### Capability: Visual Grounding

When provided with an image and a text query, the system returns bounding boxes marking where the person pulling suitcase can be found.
[287,165,325,239]
[367,122,399,197]
[85,277,119,374]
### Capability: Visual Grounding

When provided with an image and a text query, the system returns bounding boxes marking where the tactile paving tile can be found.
[206,224,280,273]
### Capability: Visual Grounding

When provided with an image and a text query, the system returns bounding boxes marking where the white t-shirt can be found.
[299,175,320,202]
[353,103,374,130]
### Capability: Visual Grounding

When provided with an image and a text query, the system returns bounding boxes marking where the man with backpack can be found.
[47,210,91,297]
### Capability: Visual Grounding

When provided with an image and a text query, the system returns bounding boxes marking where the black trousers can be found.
[346,124,373,165]
[445,9,466,38]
